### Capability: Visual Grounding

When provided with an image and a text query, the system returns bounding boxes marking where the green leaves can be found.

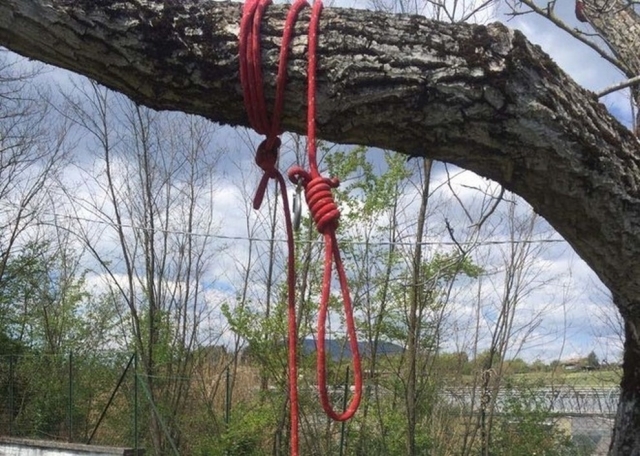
[0,240,91,354]
[325,146,411,222]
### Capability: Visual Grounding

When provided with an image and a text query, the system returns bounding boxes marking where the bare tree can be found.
[0,50,69,288]
[474,203,556,455]
[60,80,224,454]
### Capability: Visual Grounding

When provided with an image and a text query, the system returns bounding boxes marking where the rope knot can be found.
[288,166,340,234]
[255,137,281,176]
[252,137,283,210]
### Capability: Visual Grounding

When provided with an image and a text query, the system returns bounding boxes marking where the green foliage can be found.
[423,251,483,283]
[433,351,471,376]
[474,349,503,371]
[222,299,289,367]
[0,240,94,354]
[586,351,600,369]
[355,406,406,455]
[348,401,433,456]
[194,402,278,455]
[325,146,411,222]
[0,351,135,444]
[490,388,578,456]
[378,251,482,347]
[505,358,530,375]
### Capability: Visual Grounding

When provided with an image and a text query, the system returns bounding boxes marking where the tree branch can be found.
[598,74,640,97]
[505,0,624,69]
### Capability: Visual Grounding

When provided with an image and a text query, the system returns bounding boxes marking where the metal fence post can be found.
[9,355,14,436]
[339,367,350,456]
[225,366,231,425]
[224,366,231,456]
[88,354,135,445]
[68,351,73,442]
[134,351,139,454]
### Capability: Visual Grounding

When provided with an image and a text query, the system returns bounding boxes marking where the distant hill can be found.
[302,339,403,361]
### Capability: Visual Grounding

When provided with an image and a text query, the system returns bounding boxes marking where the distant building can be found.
[560,358,583,371]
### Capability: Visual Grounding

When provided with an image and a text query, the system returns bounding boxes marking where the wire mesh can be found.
[0,352,138,449]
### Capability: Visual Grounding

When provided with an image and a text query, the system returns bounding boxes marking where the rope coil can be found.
[288,167,340,234]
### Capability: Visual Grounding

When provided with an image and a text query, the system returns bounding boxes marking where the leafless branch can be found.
[445,163,474,224]
[472,186,505,231]
[504,0,623,69]
[597,74,640,97]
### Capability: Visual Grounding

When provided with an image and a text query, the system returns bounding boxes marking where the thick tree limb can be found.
[584,0,640,80]
[1,2,640,451]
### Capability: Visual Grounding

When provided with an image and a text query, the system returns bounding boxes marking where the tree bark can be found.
[582,1,640,75]
[2,0,640,453]
[582,0,640,131]
[613,295,640,455]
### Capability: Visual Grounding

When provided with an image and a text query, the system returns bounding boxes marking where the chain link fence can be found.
[439,385,618,456]
[0,352,139,449]
[0,350,241,455]
[0,354,622,455]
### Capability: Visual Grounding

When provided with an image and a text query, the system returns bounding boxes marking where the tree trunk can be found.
[2,1,640,453]
[405,158,431,456]
[582,0,640,130]
[612,296,640,454]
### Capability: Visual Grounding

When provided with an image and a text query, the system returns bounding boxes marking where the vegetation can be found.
[0,75,616,450]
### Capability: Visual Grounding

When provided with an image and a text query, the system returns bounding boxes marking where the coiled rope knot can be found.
[288,166,340,234]
[255,137,281,177]
[252,137,283,210]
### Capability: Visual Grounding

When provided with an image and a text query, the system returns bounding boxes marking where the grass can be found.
[510,368,622,388]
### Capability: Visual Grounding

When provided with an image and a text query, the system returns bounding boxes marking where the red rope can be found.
[287,1,362,422]
[240,2,304,453]
[239,0,362,453]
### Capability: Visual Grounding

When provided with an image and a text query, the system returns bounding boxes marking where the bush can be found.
[490,388,578,456]
[194,402,278,456]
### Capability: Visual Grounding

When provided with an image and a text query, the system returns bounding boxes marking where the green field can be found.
[510,369,622,388]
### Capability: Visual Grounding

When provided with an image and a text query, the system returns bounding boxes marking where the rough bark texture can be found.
[581,3,640,453]
[583,0,640,132]
[612,299,640,455]
[1,0,640,453]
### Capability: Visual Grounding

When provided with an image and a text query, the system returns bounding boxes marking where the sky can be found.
[3,0,634,364]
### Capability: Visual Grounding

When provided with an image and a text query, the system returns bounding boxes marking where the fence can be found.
[440,386,617,456]
[0,352,622,455]
[0,351,243,456]
[0,352,139,450]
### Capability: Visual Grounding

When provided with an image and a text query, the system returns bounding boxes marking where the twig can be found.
[597,74,640,98]
[445,163,474,224]
[473,186,505,231]
[445,218,467,255]
[460,0,495,23]
[505,0,623,70]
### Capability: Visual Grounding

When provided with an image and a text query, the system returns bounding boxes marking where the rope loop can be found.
[240,0,362,453]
